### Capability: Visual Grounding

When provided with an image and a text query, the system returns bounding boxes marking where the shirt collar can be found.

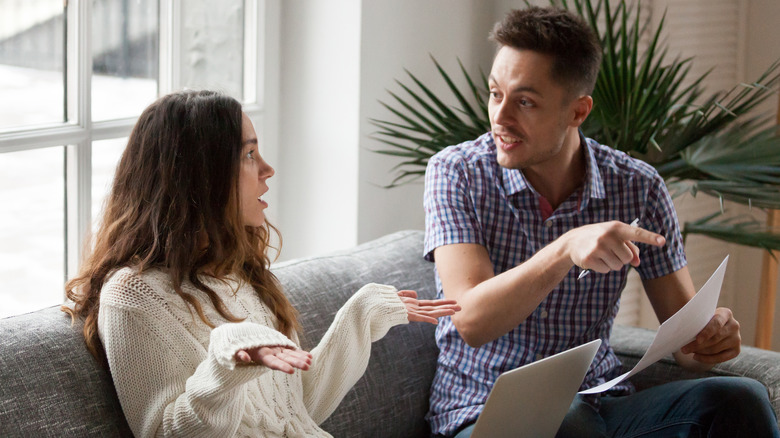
[498,132,606,205]
[501,166,531,197]
[581,133,606,203]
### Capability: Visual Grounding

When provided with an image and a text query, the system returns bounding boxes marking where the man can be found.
[424,6,779,438]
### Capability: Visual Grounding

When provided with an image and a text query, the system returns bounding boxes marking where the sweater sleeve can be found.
[301,283,409,424]
[97,274,297,438]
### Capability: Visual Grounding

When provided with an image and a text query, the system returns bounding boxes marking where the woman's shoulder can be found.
[100,268,253,326]
[101,266,179,311]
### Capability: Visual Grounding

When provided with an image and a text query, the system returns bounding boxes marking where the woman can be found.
[64,90,459,437]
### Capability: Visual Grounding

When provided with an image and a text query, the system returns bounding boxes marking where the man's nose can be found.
[492,100,513,127]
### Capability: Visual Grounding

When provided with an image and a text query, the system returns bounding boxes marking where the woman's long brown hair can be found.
[63,90,299,364]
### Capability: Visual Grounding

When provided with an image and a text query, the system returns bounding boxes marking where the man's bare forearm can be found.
[439,237,574,347]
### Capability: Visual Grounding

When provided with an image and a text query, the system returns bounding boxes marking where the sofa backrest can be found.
[273,230,438,438]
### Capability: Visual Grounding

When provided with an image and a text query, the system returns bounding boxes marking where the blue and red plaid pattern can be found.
[424,132,687,436]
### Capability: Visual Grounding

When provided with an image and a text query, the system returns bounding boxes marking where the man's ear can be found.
[570,95,593,128]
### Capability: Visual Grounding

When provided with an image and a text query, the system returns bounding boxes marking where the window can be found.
[0,0,272,317]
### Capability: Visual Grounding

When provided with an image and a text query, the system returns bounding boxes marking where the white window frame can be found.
[0,0,276,291]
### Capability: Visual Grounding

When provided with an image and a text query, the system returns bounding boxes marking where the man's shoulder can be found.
[587,137,661,182]
[429,132,496,169]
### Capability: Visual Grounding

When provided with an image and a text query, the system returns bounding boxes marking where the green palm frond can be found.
[658,121,780,210]
[683,212,780,255]
[370,56,489,187]
[370,0,780,250]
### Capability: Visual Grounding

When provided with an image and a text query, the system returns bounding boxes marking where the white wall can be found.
[357,1,496,244]
[275,0,362,260]
[275,0,500,260]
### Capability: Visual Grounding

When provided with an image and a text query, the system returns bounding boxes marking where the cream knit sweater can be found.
[97,267,409,437]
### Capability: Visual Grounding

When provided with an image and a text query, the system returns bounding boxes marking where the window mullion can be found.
[65,0,93,280]
[159,0,180,95]
[65,140,90,280]
[244,0,258,103]
[91,118,137,142]
[0,125,88,154]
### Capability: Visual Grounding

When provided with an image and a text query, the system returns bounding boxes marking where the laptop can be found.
[471,339,602,438]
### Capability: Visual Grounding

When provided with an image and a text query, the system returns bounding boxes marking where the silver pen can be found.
[577,218,640,280]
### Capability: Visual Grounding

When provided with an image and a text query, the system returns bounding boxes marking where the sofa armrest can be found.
[612,324,780,427]
[0,306,133,437]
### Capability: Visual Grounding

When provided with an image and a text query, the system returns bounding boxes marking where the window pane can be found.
[92,0,159,121]
[180,0,244,100]
[0,148,65,317]
[0,1,65,130]
[91,138,127,234]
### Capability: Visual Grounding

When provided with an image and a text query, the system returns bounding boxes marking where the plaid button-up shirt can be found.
[424,132,686,436]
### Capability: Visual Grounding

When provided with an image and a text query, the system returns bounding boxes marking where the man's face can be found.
[488,46,577,170]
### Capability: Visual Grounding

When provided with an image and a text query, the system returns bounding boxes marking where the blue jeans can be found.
[452,377,779,438]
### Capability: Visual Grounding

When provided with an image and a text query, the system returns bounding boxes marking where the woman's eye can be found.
[246,150,254,160]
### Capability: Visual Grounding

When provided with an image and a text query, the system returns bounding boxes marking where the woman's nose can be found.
[259,159,275,179]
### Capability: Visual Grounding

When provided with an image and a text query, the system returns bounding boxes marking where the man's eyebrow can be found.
[488,75,542,96]
[512,86,540,95]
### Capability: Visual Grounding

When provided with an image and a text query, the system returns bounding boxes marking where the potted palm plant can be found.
[371,0,780,251]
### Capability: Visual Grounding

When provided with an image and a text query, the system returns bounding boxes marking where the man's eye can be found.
[518,99,533,107]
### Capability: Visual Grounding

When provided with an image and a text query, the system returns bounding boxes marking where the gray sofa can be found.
[1,230,779,437]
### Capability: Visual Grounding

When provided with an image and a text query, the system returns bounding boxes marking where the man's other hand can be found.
[681,307,741,364]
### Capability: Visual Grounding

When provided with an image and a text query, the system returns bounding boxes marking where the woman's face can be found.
[238,113,274,227]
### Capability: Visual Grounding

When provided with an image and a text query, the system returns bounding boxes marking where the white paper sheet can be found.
[579,256,729,395]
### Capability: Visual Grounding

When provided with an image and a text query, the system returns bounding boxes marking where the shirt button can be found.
[535,353,544,361]
[544,221,553,228]
[540,310,548,318]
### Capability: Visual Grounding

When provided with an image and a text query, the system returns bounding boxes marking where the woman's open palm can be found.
[235,346,313,374]
[398,290,461,324]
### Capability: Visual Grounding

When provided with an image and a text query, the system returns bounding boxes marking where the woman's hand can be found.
[235,346,313,374]
[398,290,461,324]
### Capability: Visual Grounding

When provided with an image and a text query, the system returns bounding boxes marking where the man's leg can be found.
[456,395,608,438]
[600,376,779,437]
[556,394,608,438]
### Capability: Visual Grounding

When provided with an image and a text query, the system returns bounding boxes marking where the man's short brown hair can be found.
[490,6,602,96]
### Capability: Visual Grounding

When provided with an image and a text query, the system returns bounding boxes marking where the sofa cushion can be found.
[0,306,132,437]
[273,230,438,438]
